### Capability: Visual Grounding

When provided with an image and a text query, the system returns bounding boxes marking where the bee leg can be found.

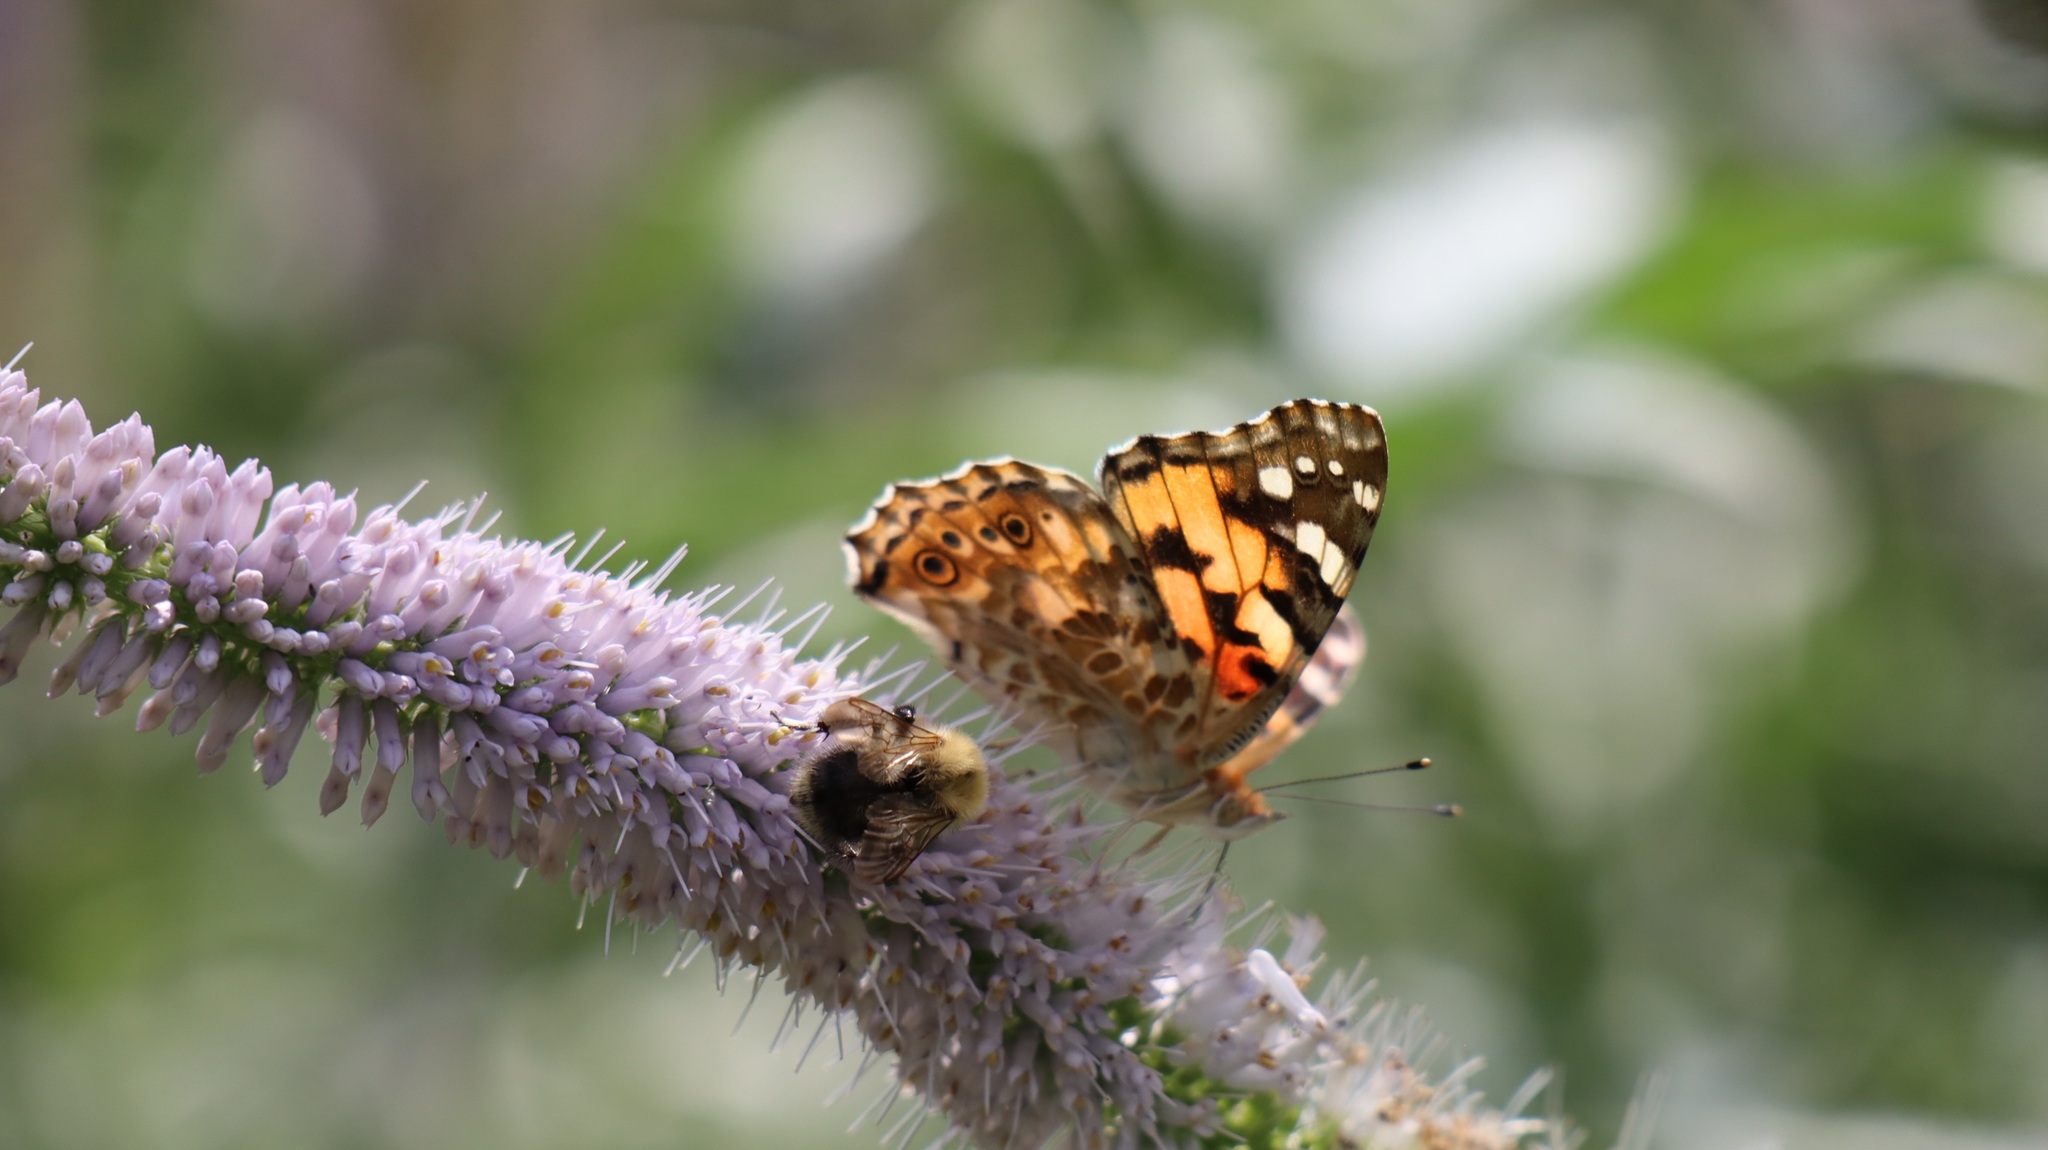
[771,711,821,735]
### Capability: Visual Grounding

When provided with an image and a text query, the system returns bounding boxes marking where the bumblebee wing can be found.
[858,733,943,789]
[827,697,898,727]
[851,795,958,883]
[821,697,942,752]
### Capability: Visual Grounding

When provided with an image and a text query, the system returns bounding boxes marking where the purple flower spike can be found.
[0,367,1569,1150]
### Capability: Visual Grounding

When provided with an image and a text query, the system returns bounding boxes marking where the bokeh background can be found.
[2,0,2047,1147]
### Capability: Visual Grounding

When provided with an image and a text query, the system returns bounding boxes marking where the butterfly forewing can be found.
[1098,399,1386,770]
[1208,601,1366,791]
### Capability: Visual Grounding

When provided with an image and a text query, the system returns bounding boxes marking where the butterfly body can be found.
[845,399,1385,837]
[786,698,990,883]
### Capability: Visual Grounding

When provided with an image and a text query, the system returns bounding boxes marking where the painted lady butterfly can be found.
[844,399,1385,838]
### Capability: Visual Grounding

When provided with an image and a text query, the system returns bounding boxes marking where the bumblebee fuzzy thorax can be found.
[922,728,990,821]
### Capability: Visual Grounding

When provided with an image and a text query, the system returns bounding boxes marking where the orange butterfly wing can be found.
[845,399,1387,833]
[844,459,1193,775]
[1205,601,1366,795]
[1095,400,1386,780]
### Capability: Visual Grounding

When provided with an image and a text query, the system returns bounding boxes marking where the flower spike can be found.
[0,366,1570,1150]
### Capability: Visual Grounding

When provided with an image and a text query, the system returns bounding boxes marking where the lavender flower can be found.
[0,366,1565,1150]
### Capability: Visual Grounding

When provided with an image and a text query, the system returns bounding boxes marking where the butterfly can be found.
[843,398,1385,838]
[785,698,991,883]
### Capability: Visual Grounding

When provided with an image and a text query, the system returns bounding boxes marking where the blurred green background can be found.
[3,1,2047,1147]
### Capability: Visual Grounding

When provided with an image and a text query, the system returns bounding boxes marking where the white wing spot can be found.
[1320,545,1347,588]
[1258,466,1293,500]
[1327,459,1344,477]
[1294,454,1315,475]
[1359,483,1382,513]
[1295,521,1326,560]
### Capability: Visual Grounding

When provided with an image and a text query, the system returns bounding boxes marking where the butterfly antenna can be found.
[1257,758,1433,792]
[1267,794,1462,817]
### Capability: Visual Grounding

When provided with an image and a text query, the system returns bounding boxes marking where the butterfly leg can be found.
[1133,824,1174,856]
[1187,840,1231,925]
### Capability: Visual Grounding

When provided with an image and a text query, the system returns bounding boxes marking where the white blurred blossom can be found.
[1280,120,1675,398]
[947,0,1110,156]
[1418,347,1851,837]
[729,77,938,310]
[1118,13,1293,240]
[1852,271,2048,393]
